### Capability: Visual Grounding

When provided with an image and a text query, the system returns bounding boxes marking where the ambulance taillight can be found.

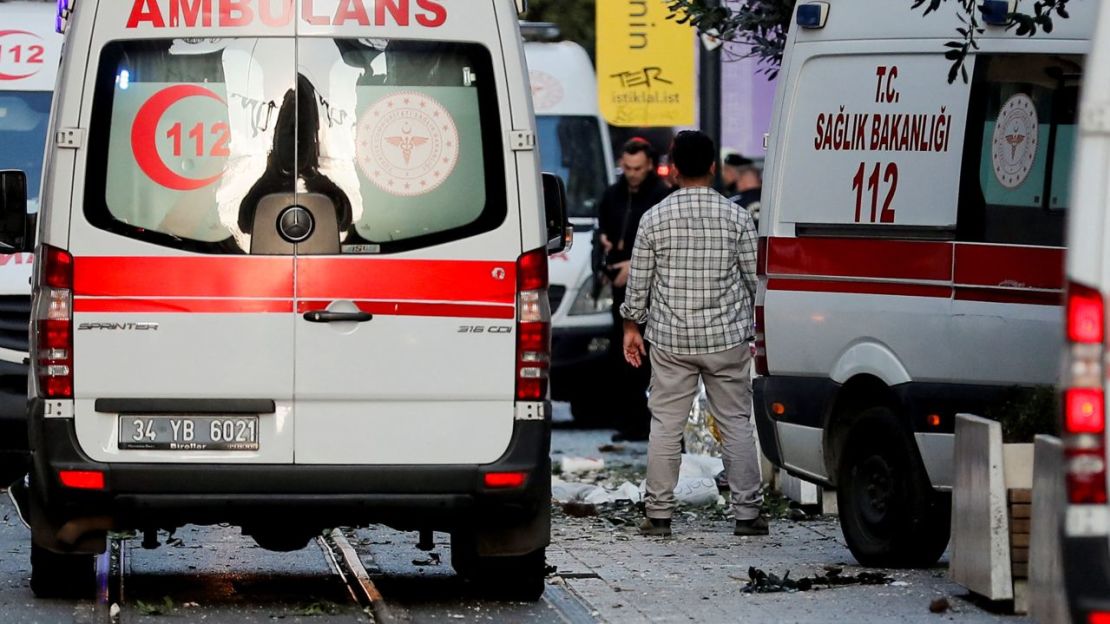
[754,237,769,376]
[516,248,551,401]
[1063,281,1107,504]
[33,245,73,399]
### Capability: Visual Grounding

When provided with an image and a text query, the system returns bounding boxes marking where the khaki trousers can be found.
[645,344,763,521]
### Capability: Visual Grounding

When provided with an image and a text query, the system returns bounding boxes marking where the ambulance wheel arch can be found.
[833,403,952,567]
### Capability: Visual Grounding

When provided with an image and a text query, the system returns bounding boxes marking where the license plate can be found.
[118,416,259,451]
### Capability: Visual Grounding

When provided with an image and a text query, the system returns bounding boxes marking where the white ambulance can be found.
[0,0,61,478]
[523,29,617,424]
[0,0,566,600]
[1062,3,1110,620]
[754,0,1092,567]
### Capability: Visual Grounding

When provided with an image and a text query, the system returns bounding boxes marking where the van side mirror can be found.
[542,172,571,255]
[0,171,30,253]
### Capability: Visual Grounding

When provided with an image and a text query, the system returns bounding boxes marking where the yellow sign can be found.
[596,0,696,127]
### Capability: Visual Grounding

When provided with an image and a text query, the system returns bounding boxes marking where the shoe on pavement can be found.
[639,517,672,537]
[734,516,770,536]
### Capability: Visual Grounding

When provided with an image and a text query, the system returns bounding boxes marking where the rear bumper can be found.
[1063,535,1110,622]
[753,375,840,471]
[29,398,551,533]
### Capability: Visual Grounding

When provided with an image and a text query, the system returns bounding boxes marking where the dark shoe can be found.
[639,517,672,537]
[715,470,729,493]
[611,430,649,443]
[734,516,770,536]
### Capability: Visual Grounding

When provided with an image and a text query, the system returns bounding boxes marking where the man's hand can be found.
[623,321,646,368]
[600,234,613,254]
[612,261,632,288]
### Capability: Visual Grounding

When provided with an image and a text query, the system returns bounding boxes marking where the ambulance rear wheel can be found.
[451,537,546,601]
[836,406,951,568]
[30,542,95,599]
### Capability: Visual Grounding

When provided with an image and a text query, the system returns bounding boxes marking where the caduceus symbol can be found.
[385,122,429,165]
[1005,132,1026,160]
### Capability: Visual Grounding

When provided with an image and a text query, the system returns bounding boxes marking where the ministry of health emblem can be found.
[356,92,460,197]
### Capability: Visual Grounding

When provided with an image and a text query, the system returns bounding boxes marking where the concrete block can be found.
[821,486,838,516]
[1029,435,1068,624]
[1004,443,1035,489]
[777,469,819,506]
[950,414,1013,601]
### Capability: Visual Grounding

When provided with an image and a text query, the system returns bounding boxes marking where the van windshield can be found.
[85,38,505,255]
[0,91,51,212]
[536,115,608,219]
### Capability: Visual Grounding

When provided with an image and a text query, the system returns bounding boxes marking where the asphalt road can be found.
[0,495,595,624]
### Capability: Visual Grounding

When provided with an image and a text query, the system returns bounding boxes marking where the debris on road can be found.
[560,457,606,474]
[929,597,951,613]
[562,501,599,518]
[742,566,893,593]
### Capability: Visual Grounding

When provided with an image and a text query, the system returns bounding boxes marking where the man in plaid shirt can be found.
[621,131,767,538]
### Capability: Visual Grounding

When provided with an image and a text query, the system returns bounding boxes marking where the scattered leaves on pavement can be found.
[742,566,892,593]
[135,596,174,616]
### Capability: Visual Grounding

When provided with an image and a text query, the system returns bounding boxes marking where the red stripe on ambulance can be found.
[74,298,294,313]
[953,244,1064,291]
[72,257,516,312]
[767,237,952,281]
[766,237,1065,303]
[74,257,293,299]
[297,300,514,319]
[126,0,447,29]
[296,258,516,305]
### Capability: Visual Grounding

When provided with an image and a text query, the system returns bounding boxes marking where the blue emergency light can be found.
[796,3,829,29]
[980,0,1011,26]
[56,0,75,34]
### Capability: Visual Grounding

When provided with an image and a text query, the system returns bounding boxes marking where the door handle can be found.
[303,311,374,323]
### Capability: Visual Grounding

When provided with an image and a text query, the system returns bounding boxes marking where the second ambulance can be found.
[0,0,61,478]
[755,0,1092,567]
[0,0,563,600]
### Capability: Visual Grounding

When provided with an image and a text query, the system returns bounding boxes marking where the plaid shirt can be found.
[620,186,759,355]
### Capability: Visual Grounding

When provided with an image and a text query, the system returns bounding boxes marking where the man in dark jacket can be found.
[596,138,672,441]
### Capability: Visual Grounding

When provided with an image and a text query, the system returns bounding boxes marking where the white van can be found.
[0,0,566,601]
[1062,3,1110,620]
[754,0,1092,567]
[523,31,616,424]
[0,0,62,477]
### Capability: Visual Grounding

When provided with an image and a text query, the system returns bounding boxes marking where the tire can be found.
[836,406,951,568]
[30,542,96,599]
[451,535,546,601]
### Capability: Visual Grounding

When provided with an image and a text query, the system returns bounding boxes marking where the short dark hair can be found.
[622,137,656,163]
[723,153,753,168]
[670,131,715,178]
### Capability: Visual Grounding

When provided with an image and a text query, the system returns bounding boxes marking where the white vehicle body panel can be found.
[525,40,612,329]
[759,0,1093,486]
[0,2,62,368]
[48,0,541,467]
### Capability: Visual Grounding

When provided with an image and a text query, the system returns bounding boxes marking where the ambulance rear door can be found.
[291,1,525,465]
[69,9,299,464]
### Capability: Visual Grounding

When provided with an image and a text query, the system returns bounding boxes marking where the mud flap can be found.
[475,500,551,557]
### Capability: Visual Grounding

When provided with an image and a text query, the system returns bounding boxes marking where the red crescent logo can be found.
[130,85,225,191]
[0,31,44,81]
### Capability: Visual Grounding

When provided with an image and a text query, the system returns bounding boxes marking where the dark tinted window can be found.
[0,91,51,210]
[85,38,505,255]
[536,115,608,219]
[957,54,1083,247]
[302,39,505,254]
